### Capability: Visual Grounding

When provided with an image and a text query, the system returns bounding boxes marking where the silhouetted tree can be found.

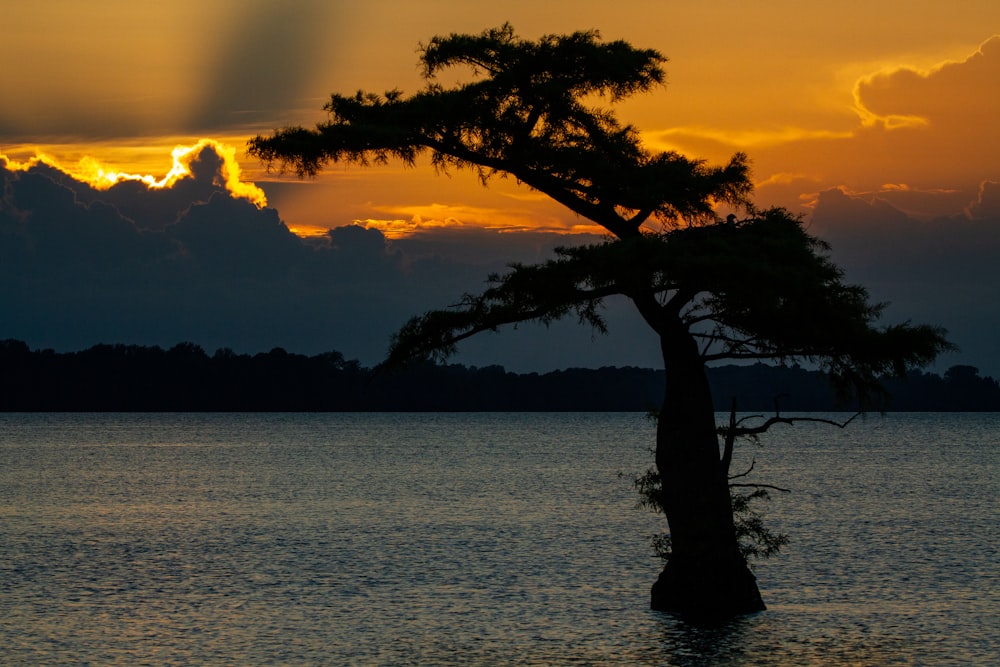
[249,24,951,619]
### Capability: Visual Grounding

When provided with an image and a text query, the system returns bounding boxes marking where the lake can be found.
[1,412,996,665]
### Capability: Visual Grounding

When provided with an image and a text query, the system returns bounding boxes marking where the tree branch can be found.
[728,457,756,480]
[729,412,860,437]
[729,482,791,493]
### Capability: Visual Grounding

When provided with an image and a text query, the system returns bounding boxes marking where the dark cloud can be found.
[2,147,996,375]
[328,224,394,262]
[390,226,607,267]
[810,186,1000,376]
[37,144,242,231]
[967,180,1000,219]
[0,146,661,370]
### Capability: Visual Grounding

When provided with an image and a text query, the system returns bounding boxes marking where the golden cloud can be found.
[2,139,267,208]
[852,35,1000,129]
[644,127,853,154]
[355,202,602,239]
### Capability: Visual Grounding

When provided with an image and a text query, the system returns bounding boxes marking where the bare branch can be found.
[735,414,765,427]
[728,458,756,480]
[727,412,860,438]
[730,482,791,493]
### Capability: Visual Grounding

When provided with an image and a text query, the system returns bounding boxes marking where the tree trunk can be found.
[649,321,765,619]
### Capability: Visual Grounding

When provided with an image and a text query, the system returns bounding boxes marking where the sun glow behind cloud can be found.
[850,36,1000,130]
[1,139,267,208]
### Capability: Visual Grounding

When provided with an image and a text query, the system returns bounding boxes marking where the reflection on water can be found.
[650,606,955,667]
[0,412,996,665]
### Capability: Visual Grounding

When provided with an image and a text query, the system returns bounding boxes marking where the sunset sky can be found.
[3,1,999,376]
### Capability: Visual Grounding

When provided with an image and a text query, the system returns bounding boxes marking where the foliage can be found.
[249,23,752,239]
[731,489,789,562]
[631,466,788,566]
[383,210,950,406]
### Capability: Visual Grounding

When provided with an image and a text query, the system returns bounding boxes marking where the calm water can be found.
[0,412,996,666]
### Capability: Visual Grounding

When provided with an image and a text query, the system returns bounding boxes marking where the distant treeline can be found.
[2,339,999,412]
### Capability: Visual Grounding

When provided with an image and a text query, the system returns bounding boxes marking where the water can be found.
[0,412,996,665]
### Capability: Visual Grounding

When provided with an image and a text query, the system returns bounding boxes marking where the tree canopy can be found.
[382,209,946,404]
[249,23,751,239]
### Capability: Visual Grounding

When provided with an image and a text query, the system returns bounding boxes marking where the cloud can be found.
[389,225,606,267]
[852,36,1000,129]
[3,143,997,377]
[2,140,266,229]
[657,36,1000,220]
[644,127,852,153]
[0,144,658,370]
[809,186,1000,376]
[967,180,1000,219]
[359,200,598,238]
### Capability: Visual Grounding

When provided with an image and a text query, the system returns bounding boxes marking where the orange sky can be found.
[2,1,998,237]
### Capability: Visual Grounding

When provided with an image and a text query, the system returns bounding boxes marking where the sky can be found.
[2,1,999,376]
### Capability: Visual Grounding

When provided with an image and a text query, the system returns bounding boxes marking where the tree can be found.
[249,24,951,619]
